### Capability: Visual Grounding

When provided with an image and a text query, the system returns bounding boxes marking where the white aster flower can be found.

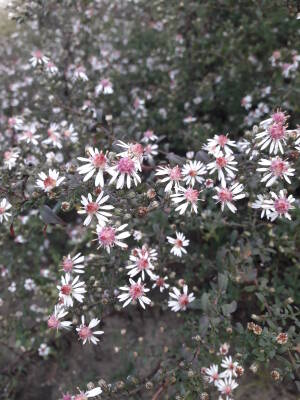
[61,253,85,274]
[77,148,108,187]
[213,182,245,213]
[4,148,19,170]
[167,232,189,257]
[57,273,86,307]
[221,356,239,378]
[205,364,227,384]
[251,194,273,219]
[108,156,141,189]
[203,134,236,155]
[74,387,102,400]
[155,165,182,192]
[95,78,113,95]
[43,123,62,149]
[116,141,144,170]
[36,169,65,192]
[215,377,239,400]
[144,143,158,163]
[95,223,130,253]
[269,190,295,221]
[170,186,200,214]
[257,157,295,186]
[126,247,156,280]
[29,50,49,67]
[19,124,40,145]
[47,304,72,330]
[151,275,169,292]
[141,129,158,143]
[207,152,238,186]
[78,192,114,226]
[168,285,195,312]
[38,343,50,357]
[76,315,104,345]
[0,198,12,223]
[118,278,151,309]
[182,160,207,187]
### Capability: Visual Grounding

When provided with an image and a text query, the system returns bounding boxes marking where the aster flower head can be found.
[207,152,238,186]
[95,223,130,253]
[221,356,239,378]
[155,165,182,192]
[144,143,158,163]
[167,232,189,257]
[43,123,62,149]
[251,194,273,219]
[45,61,58,75]
[213,182,246,213]
[203,134,236,156]
[168,285,195,312]
[269,190,295,221]
[78,192,114,226]
[73,387,102,400]
[108,156,141,189]
[0,198,12,223]
[76,315,104,345]
[36,169,65,192]
[215,377,238,400]
[126,247,156,280]
[57,273,86,307]
[118,278,151,309]
[255,117,290,154]
[77,148,108,187]
[257,157,295,186]
[29,50,49,67]
[19,123,40,145]
[151,275,169,292]
[47,305,72,331]
[72,66,89,82]
[141,129,158,143]
[205,364,227,384]
[4,148,19,170]
[260,109,289,129]
[182,160,207,187]
[61,122,78,143]
[116,141,144,170]
[61,253,85,274]
[95,78,113,95]
[170,186,200,214]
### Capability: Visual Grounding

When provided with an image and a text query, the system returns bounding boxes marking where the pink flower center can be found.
[212,372,219,381]
[48,315,60,329]
[175,239,183,248]
[98,227,116,246]
[137,258,149,270]
[272,111,286,124]
[74,394,87,400]
[34,50,43,58]
[169,166,182,181]
[188,169,197,177]
[144,144,152,155]
[224,386,232,395]
[0,207,5,215]
[156,277,165,287]
[131,143,144,157]
[216,157,227,168]
[24,130,33,138]
[217,135,228,146]
[117,157,135,174]
[44,176,56,189]
[179,294,189,308]
[129,283,144,300]
[101,79,110,87]
[61,284,72,296]
[184,188,198,203]
[269,123,286,140]
[62,258,73,272]
[78,325,92,341]
[270,159,287,176]
[92,152,107,169]
[86,202,99,214]
[274,198,290,214]
[218,188,232,202]
[144,130,153,138]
